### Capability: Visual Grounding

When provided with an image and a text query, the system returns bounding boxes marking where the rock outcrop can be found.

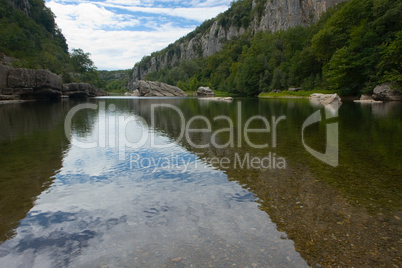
[63,83,107,98]
[194,86,215,97]
[131,0,348,82]
[131,80,187,97]
[372,83,402,101]
[0,65,62,100]
[0,64,107,100]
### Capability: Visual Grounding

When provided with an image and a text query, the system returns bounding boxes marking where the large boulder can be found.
[63,83,108,98]
[372,83,402,101]
[133,80,186,97]
[309,93,342,107]
[8,68,62,91]
[194,86,215,97]
[309,93,342,114]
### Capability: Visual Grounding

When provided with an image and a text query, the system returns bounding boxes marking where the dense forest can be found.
[142,0,401,96]
[0,0,103,87]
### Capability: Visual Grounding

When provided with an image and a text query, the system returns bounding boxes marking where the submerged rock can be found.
[132,80,186,97]
[372,83,402,101]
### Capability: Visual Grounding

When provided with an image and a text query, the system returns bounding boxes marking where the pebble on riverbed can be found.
[171,257,183,263]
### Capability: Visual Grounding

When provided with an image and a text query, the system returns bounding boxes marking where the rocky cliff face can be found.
[0,65,63,100]
[7,0,32,16]
[131,0,348,83]
[0,64,107,100]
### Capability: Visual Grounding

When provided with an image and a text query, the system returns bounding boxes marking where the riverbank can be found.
[185,90,234,97]
[258,89,340,99]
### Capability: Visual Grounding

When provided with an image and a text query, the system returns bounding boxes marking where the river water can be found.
[0,97,401,267]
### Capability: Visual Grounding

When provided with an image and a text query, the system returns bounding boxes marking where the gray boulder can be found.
[288,87,301,92]
[194,86,215,97]
[309,93,342,107]
[133,80,186,97]
[372,83,402,101]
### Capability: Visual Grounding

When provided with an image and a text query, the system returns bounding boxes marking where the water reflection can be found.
[0,98,401,267]
[0,101,76,243]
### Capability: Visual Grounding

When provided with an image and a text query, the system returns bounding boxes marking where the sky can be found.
[45,0,232,70]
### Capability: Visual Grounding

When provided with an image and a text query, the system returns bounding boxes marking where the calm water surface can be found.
[0,98,401,267]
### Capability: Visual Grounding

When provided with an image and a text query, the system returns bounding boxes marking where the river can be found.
[0,97,401,267]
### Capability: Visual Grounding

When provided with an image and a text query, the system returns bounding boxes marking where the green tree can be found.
[71,48,96,73]
[377,31,402,83]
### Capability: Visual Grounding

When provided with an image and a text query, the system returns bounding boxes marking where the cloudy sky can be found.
[45,0,232,70]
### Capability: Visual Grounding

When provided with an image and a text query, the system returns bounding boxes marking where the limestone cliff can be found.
[131,0,348,84]
[0,64,107,100]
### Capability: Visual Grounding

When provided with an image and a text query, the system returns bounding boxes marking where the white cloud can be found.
[46,0,231,70]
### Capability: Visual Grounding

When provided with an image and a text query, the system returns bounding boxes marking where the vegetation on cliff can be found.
[141,0,401,96]
[0,0,103,87]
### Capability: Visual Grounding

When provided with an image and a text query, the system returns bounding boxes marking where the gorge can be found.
[130,0,348,84]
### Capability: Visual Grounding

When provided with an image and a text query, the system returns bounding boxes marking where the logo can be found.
[64,101,339,168]
[301,106,339,167]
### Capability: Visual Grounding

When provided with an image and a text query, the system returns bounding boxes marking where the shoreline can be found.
[258,95,308,99]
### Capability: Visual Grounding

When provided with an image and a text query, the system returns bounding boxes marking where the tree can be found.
[377,31,402,83]
[70,48,96,73]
